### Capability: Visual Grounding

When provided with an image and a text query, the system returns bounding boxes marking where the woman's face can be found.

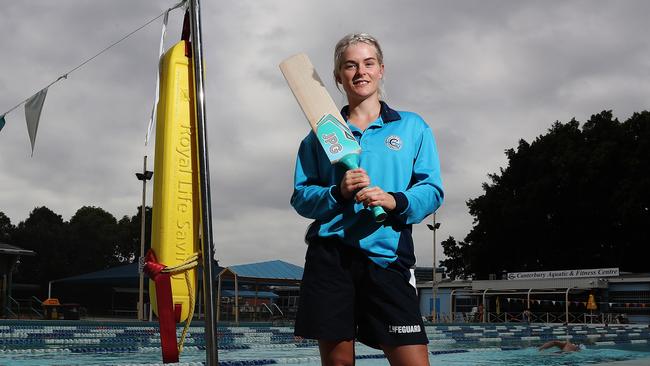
[337,42,384,102]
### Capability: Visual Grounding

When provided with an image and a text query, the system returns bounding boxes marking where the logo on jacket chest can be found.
[385,135,402,151]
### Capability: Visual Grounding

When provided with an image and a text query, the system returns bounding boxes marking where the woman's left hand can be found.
[355,187,396,211]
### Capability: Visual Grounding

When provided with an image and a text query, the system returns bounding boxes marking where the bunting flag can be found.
[24,88,48,156]
[1,3,187,154]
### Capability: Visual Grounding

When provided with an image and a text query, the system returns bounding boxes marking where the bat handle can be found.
[339,154,387,223]
[371,206,387,223]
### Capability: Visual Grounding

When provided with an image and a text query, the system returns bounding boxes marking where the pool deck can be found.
[594,358,650,366]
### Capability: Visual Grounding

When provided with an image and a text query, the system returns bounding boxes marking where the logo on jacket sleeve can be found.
[385,135,402,151]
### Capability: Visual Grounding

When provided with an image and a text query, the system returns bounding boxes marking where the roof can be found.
[52,263,141,286]
[471,277,609,291]
[0,242,36,256]
[52,261,223,286]
[51,259,303,288]
[608,273,650,283]
[413,266,445,283]
[416,279,472,289]
[220,260,303,283]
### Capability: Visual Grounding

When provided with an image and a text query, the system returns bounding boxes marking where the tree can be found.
[12,207,68,290]
[115,206,152,264]
[439,236,469,280]
[0,211,14,243]
[68,206,120,272]
[443,111,650,279]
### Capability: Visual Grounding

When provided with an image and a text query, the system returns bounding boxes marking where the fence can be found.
[430,311,628,324]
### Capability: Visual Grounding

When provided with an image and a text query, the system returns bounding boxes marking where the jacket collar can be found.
[340,101,401,124]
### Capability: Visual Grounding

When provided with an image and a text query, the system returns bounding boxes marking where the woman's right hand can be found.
[340,168,370,200]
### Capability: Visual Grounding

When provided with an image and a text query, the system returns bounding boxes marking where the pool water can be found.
[2,344,650,366]
[1,322,649,366]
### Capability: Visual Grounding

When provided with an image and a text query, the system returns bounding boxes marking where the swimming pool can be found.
[1,321,649,365]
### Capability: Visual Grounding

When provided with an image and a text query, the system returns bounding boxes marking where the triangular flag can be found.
[24,88,48,156]
[0,114,5,132]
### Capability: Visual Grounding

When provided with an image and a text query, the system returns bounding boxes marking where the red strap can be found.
[144,250,179,364]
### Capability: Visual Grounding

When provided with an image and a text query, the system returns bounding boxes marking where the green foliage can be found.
[7,206,151,296]
[443,110,650,279]
[439,236,469,280]
[12,207,68,287]
[68,206,119,272]
[115,206,152,264]
[0,211,14,243]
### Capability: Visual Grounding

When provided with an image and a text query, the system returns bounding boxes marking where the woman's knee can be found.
[319,340,355,366]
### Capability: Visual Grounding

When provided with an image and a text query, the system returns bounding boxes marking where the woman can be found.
[291,33,444,366]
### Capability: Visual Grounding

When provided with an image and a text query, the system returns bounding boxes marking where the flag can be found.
[24,88,48,155]
[0,114,5,132]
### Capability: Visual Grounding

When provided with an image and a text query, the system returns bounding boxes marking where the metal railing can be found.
[270,303,284,317]
[3,296,46,319]
[261,303,274,318]
[6,297,21,319]
[28,296,44,318]
[436,311,631,324]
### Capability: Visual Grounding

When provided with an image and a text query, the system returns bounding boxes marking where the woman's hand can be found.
[356,186,396,211]
[340,168,370,199]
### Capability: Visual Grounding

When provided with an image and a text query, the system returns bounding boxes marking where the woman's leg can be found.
[382,344,429,366]
[319,340,355,366]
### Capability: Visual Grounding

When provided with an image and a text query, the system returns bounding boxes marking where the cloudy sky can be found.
[1,0,649,268]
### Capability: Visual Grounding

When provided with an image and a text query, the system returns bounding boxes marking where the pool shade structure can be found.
[48,259,301,321]
[216,260,303,324]
[48,261,223,316]
[0,243,36,317]
[450,277,609,324]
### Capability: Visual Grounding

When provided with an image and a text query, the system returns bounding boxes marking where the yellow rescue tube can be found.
[149,40,200,323]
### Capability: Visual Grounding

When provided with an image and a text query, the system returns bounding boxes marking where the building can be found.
[418,267,650,324]
[0,243,36,318]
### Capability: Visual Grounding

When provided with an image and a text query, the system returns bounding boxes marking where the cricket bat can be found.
[279,53,387,222]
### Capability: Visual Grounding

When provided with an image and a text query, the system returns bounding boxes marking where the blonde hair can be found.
[333,33,384,97]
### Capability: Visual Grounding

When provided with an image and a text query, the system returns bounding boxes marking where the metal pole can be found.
[138,156,147,321]
[450,289,456,322]
[235,275,239,325]
[432,214,437,323]
[482,289,488,323]
[188,0,218,364]
[565,288,571,324]
[427,214,440,323]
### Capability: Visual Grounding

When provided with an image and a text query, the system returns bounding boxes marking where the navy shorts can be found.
[294,237,428,349]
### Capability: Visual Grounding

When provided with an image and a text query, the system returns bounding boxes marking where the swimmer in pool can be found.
[538,340,584,353]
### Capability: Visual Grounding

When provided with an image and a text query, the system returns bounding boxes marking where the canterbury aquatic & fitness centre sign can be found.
[507,268,619,280]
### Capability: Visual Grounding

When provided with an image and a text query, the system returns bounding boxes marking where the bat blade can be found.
[279,53,342,132]
[280,53,387,222]
[280,53,360,165]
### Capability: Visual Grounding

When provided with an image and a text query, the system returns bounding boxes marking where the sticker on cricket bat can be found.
[316,114,360,164]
